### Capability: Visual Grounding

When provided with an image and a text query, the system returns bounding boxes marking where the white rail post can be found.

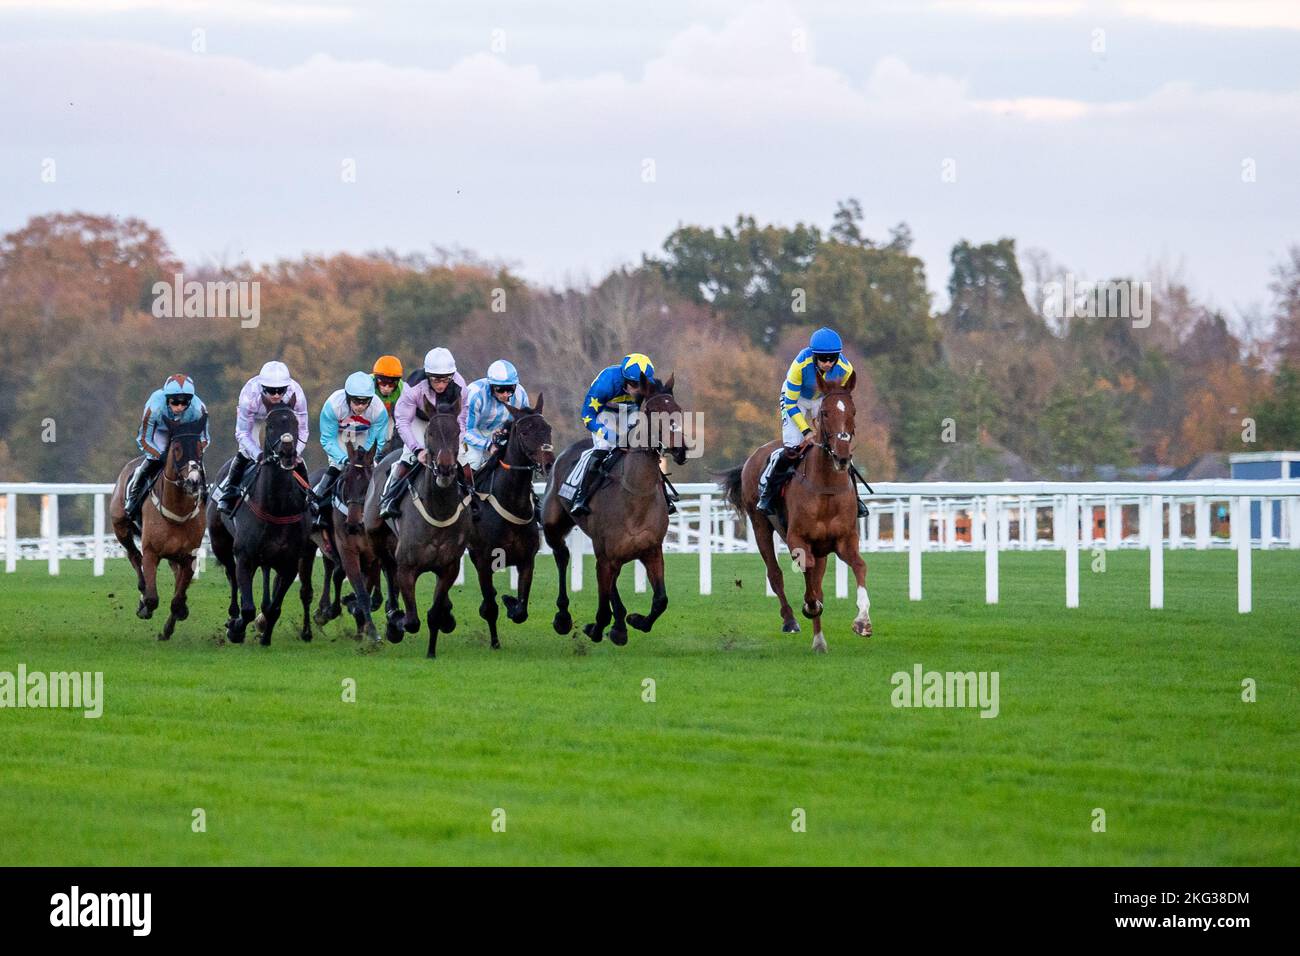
[1235,496,1252,613]
[1195,496,1209,550]
[1289,497,1300,550]
[509,565,518,589]
[1259,499,1272,551]
[1168,499,1181,550]
[1149,494,1164,610]
[1051,496,1061,550]
[1065,494,1079,608]
[455,552,464,585]
[3,493,15,573]
[698,493,712,596]
[867,508,879,552]
[835,554,848,598]
[892,500,904,552]
[985,495,999,605]
[971,500,984,549]
[909,494,923,601]
[93,493,106,577]
[1138,497,1150,550]
[570,535,583,592]
[44,494,60,576]
[635,559,647,593]
[1106,497,1120,550]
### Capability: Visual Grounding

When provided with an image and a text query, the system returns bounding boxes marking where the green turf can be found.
[0,547,1296,866]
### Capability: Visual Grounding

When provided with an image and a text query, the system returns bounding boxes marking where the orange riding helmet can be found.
[373,355,403,379]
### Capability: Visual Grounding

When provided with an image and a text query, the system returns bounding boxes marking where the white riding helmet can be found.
[423,347,456,375]
[259,361,292,388]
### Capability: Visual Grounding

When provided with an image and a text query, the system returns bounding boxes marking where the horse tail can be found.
[716,465,746,516]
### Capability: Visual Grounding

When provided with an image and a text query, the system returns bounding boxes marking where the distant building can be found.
[1230,452,1300,539]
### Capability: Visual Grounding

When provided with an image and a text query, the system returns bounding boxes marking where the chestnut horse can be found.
[109,413,208,639]
[467,396,555,649]
[721,370,871,652]
[541,374,688,645]
[364,397,469,658]
[310,441,382,647]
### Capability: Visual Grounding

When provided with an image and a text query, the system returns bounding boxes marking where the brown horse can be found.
[467,396,555,649]
[721,370,871,652]
[311,441,382,646]
[109,414,208,639]
[541,374,688,645]
[364,396,469,658]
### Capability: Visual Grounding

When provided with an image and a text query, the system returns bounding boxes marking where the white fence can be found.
[3,479,1299,615]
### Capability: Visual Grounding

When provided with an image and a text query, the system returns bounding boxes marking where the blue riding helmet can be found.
[487,359,519,387]
[809,327,843,355]
[162,373,196,397]
[344,370,376,401]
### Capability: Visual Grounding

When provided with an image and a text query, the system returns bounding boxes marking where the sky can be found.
[1,0,1297,316]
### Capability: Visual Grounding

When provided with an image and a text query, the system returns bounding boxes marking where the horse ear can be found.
[663,373,675,394]
[844,370,856,392]
[364,443,377,464]
[533,391,543,413]
[505,404,522,419]
[421,394,437,419]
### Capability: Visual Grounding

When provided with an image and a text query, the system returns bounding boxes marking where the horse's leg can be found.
[122,533,146,596]
[333,562,347,618]
[223,559,238,628]
[583,556,616,643]
[397,565,421,635]
[340,542,376,642]
[256,566,271,633]
[503,551,533,625]
[627,547,668,632]
[545,523,574,635]
[803,553,829,653]
[137,547,161,619]
[297,551,315,642]
[379,541,404,641]
[608,568,629,646]
[426,571,457,658]
[754,514,799,632]
[835,537,872,637]
[161,556,194,641]
[473,552,501,650]
[228,556,256,643]
[259,565,296,647]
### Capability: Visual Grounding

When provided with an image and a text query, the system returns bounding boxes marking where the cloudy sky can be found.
[2,0,1297,314]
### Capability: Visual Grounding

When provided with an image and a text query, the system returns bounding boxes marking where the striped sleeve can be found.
[780,357,811,433]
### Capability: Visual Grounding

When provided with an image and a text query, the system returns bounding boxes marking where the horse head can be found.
[340,440,377,535]
[421,394,461,489]
[814,368,856,471]
[167,413,208,497]
[641,373,688,466]
[504,392,555,478]
[264,406,299,471]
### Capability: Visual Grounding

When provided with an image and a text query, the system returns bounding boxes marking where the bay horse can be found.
[720,369,871,652]
[364,396,469,658]
[109,413,208,639]
[541,374,687,646]
[467,395,555,649]
[310,441,382,647]
[205,406,314,646]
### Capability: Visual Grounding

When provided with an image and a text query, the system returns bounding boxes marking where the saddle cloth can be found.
[558,448,598,504]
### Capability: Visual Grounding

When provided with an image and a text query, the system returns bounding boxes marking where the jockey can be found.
[311,371,389,530]
[462,359,530,473]
[216,360,311,515]
[757,326,867,518]
[378,347,470,519]
[570,352,674,516]
[124,374,209,524]
[372,355,404,447]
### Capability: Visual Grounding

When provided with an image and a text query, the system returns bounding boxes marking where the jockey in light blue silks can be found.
[757,326,868,518]
[124,373,210,524]
[311,371,389,530]
[569,352,675,516]
[462,359,531,472]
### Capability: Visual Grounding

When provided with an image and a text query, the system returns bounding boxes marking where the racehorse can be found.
[466,396,554,649]
[109,414,208,639]
[364,396,470,658]
[206,406,314,646]
[309,441,383,647]
[541,374,688,646]
[720,369,871,652]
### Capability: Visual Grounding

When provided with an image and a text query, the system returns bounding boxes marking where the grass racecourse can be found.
[0,547,1296,866]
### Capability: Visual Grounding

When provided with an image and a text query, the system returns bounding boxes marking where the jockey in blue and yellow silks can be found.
[124,374,210,524]
[758,327,866,517]
[571,352,672,515]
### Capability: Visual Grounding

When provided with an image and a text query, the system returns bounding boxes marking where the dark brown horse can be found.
[467,395,555,649]
[206,406,314,646]
[364,397,469,658]
[541,374,687,645]
[309,441,382,646]
[721,370,871,653]
[109,414,208,639]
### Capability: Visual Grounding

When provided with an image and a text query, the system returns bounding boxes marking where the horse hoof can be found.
[609,627,628,646]
[385,621,404,644]
[343,593,356,612]
[801,601,823,619]
[812,633,828,654]
[259,635,271,647]
[441,614,456,634]
[136,604,152,620]
[490,638,501,650]
[782,619,801,633]
[553,611,572,635]
[158,625,173,642]
[254,613,266,633]
[300,628,313,643]
[404,618,420,635]
[583,622,603,643]
[174,605,189,622]
[853,616,872,638]
[627,613,651,632]
[313,608,329,626]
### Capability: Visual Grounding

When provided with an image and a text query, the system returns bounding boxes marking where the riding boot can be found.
[661,478,678,515]
[856,497,869,519]
[757,449,800,516]
[312,465,341,530]
[125,457,164,525]
[570,449,611,517]
[379,461,413,519]
[463,464,481,521]
[216,452,252,515]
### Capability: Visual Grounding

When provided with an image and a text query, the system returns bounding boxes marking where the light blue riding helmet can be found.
[344,370,376,400]
[487,359,519,387]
